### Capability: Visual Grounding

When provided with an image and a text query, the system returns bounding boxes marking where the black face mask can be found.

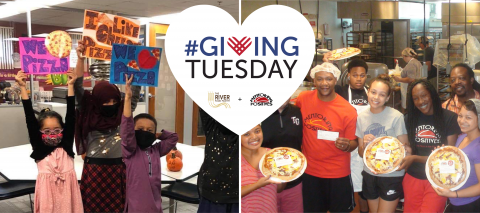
[100,103,119,117]
[135,130,156,150]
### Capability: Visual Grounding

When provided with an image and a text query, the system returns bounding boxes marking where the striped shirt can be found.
[241,153,277,213]
[442,90,480,114]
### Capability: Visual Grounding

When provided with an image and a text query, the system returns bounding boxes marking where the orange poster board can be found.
[82,10,140,60]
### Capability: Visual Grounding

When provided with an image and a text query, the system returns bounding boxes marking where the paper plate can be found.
[363,136,406,175]
[259,148,307,183]
[425,146,470,191]
[327,48,361,61]
[45,30,72,58]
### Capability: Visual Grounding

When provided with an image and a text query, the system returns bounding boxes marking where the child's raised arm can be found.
[15,71,41,149]
[63,70,77,149]
[123,74,134,118]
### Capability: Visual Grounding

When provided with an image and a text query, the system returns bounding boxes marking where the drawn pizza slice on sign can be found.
[151,49,161,61]
[127,60,140,70]
[138,49,157,69]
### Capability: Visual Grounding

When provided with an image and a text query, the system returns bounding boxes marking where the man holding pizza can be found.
[296,62,358,212]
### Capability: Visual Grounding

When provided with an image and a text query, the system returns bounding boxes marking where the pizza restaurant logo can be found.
[304,113,332,131]
[208,92,230,108]
[448,160,453,166]
[250,93,273,106]
[415,125,440,143]
[365,123,387,137]
[352,99,368,105]
[385,150,390,154]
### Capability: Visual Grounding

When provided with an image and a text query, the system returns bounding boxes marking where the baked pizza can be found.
[127,60,140,70]
[45,30,72,58]
[152,49,161,61]
[327,47,361,61]
[261,147,306,181]
[364,136,405,174]
[427,146,468,189]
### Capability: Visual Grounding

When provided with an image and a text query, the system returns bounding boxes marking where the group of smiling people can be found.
[241,59,480,213]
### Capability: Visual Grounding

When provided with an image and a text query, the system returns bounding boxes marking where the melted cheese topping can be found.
[265,149,303,177]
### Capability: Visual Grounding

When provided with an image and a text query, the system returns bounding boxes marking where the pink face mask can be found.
[40,128,63,147]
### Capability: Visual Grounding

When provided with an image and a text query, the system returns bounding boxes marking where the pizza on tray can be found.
[262,147,306,181]
[427,146,468,189]
[364,136,405,174]
[327,47,361,61]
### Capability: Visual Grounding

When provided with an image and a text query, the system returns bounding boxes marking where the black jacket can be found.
[198,108,239,204]
[23,96,76,161]
[261,104,303,189]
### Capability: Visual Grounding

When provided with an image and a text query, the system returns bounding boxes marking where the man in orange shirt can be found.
[296,62,358,212]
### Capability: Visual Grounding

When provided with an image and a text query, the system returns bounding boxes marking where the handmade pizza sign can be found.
[19,37,69,75]
[110,44,161,87]
[82,10,140,60]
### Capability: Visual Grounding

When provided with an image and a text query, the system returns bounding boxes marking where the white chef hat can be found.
[310,63,341,81]
[469,98,480,127]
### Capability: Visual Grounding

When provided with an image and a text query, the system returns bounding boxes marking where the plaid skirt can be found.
[80,157,126,213]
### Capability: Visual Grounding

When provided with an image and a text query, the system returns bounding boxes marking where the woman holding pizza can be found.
[74,41,141,212]
[357,75,410,213]
[241,124,286,213]
[399,79,461,212]
[433,99,480,212]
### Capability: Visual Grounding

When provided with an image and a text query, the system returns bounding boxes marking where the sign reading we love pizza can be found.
[82,10,140,60]
[110,44,161,87]
[19,37,69,75]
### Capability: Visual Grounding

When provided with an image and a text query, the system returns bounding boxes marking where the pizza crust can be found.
[427,147,467,189]
[261,147,306,182]
[364,136,405,174]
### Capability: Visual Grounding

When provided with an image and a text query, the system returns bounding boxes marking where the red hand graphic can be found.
[227,36,252,56]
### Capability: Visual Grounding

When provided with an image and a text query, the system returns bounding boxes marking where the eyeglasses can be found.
[40,128,63,135]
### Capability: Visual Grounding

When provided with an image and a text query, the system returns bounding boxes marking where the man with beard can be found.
[442,63,480,114]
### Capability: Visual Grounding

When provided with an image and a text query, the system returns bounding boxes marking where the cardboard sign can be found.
[110,44,161,87]
[19,37,70,75]
[82,10,140,60]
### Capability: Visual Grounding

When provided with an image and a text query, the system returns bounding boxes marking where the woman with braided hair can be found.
[399,79,461,212]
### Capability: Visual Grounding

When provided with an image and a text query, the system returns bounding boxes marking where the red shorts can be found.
[277,183,303,213]
[403,173,447,213]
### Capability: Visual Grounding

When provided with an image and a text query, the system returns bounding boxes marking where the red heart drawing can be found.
[227,36,252,56]
[138,49,157,69]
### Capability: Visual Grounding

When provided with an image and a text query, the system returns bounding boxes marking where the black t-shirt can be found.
[424,46,437,79]
[335,84,368,105]
[261,104,303,189]
[405,108,461,179]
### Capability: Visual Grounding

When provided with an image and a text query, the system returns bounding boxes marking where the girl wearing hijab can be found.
[74,41,141,212]
[393,48,422,112]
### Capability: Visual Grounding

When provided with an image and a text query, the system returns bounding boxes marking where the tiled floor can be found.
[0,175,199,213]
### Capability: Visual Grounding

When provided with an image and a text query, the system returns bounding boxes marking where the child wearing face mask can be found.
[15,70,83,213]
[121,74,178,213]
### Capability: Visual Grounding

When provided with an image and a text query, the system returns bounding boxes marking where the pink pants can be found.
[277,183,303,213]
[403,173,447,213]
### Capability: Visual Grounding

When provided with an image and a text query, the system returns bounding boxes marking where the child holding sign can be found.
[434,99,480,212]
[121,74,178,212]
[241,124,286,213]
[15,70,83,213]
[356,75,409,213]
[74,41,141,213]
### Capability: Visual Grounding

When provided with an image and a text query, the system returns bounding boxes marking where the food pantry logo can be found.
[208,92,230,108]
[250,93,273,106]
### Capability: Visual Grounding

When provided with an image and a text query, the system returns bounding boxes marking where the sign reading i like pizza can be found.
[19,37,70,75]
[110,44,162,87]
[82,10,140,60]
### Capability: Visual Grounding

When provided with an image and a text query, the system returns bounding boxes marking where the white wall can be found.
[242,0,344,49]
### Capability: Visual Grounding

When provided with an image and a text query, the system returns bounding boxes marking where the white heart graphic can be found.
[166,5,314,135]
